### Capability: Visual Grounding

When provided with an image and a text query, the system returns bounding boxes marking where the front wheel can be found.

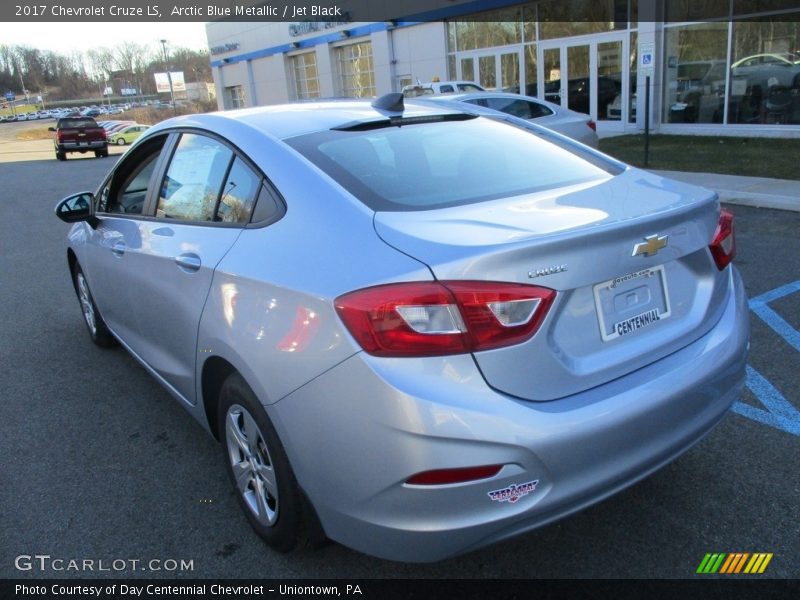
[72,264,116,348]
[218,373,320,552]
[116,138,126,146]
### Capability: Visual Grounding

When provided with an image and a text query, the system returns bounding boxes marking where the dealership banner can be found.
[3,0,800,22]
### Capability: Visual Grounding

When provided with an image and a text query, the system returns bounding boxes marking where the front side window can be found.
[157,134,234,222]
[97,135,168,215]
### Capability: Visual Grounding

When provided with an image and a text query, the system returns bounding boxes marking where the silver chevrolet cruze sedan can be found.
[56,95,749,562]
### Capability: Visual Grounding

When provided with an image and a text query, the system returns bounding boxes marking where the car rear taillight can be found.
[709,208,736,270]
[335,281,556,357]
[587,119,597,132]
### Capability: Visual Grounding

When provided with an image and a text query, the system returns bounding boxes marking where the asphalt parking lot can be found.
[0,134,798,579]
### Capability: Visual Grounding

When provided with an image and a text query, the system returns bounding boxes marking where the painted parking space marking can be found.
[734,366,800,436]
[748,280,800,352]
[733,280,800,436]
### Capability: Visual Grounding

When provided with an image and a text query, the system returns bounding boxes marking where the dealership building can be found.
[205,0,800,136]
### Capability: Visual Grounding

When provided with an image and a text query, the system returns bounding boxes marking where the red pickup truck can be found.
[49,117,108,160]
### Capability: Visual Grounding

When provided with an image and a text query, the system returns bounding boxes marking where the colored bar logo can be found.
[696,553,773,574]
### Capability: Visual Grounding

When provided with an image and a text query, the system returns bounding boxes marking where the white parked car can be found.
[402,80,487,97]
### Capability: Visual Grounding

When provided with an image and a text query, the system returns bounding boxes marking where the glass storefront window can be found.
[629,32,637,124]
[663,23,729,124]
[598,41,624,120]
[523,3,537,42]
[455,17,522,52]
[538,0,629,39]
[524,44,538,96]
[665,0,730,22]
[729,19,800,125]
[337,41,376,98]
[291,52,320,100]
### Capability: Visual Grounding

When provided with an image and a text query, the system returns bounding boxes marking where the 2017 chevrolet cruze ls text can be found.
[56,95,749,562]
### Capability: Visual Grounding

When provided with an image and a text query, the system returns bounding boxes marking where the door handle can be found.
[111,241,126,256]
[175,253,201,272]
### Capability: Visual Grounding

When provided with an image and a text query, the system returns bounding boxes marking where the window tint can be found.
[217,157,261,223]
[287,117,614,212]
[458,83,484,92]
[439,84,455,93]
[157,134,233,221]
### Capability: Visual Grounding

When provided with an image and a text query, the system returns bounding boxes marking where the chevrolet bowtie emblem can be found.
[632,234,669,257]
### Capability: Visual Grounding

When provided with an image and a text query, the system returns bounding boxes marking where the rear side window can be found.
[58,118,97,128]
[287,117,613,211]
[484,98,554,119]
[157,134,233,221]
[217,157,261,223]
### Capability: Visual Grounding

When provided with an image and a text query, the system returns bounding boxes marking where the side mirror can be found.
[48,126,56,132]
[55,191,95,224]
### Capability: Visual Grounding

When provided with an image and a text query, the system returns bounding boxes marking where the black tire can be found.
[218,373,321,552]
[72,264,116,348]
[56,150,66,161]
[116,138,126,146]
[95,149,109,158]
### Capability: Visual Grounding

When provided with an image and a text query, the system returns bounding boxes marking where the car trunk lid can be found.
[373,169,728,401]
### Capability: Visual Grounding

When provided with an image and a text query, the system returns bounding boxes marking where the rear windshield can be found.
[286,116,613,211]
[58,118,98,129]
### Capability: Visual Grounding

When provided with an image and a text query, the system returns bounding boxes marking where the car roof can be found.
[147,98,473,140]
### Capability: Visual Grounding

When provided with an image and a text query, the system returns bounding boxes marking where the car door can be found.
[121,131,262,404]
[82,133,172,346]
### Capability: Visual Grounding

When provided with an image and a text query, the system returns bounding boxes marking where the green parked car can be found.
[108,124,150,146]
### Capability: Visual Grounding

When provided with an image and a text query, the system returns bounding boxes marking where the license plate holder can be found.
[593,265,671,342]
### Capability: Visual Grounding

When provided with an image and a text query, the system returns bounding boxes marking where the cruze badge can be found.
[528,265,567,279]
[488,480,539,504]
[632,234,669,257]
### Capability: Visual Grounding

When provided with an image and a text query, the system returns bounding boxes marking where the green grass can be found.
[599,134,800,181]
[0,104,40,117]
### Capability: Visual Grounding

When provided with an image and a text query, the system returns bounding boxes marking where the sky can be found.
[0,22,210,53]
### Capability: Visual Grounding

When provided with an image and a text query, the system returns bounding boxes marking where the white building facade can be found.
[206,0,800,136]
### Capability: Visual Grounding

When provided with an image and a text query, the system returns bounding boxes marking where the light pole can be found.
[160,39,177,116]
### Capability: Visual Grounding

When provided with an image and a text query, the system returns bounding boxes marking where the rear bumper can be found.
[57,141,107,151]
[271,267,749,562]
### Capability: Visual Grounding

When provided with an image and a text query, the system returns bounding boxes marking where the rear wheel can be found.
[72,264,116,348]
[218,373,320,552]
[56,150,66,161]
[95,148,109,158]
